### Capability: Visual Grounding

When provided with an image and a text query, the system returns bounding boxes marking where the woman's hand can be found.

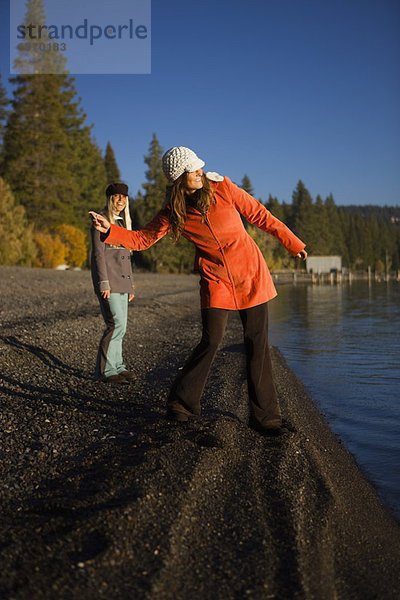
[296,250,308,260]
[101,289,111,299]
[128,294,135,302]
[89,211,111,233]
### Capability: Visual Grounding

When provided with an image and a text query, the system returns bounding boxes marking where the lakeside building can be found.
[306,256,342,274]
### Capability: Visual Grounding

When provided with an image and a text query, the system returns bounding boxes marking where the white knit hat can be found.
[162,147,205,182]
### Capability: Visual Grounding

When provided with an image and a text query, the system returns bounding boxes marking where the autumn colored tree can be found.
[54,224,87,267]
[0,177,37,265]
[33,231,66,268]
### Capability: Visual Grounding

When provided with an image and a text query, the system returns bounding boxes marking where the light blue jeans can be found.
[96,292,129,378]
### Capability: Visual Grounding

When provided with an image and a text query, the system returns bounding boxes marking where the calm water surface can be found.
[268,280,400,521]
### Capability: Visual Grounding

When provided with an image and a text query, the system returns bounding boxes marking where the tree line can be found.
[130,137,400,274]
[0,1,398,273]
[1,67,398,273]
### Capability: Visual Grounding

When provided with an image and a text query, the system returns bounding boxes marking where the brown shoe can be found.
[166,410,189,422]
[99,373,129,384]
[119,370,135,381]
[249,416,291,436]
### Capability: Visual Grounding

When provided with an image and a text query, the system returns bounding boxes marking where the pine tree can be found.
[337,209,351,268]
[132,134,168,271]
[1,74,79,228]
[135,133,167,226]
[0,73,10,146]
[280,201,292,223]
[265,194,284,221]
[290,181,313,222]
[391,224,400,271]
[324,194,346,257]
[363,215,380,270]
[237,174,255,229]
[263,195,291,267]
[289,181,319,255]
[348,214,364,269]
[241,174,255,196]
[13,0,67,75]
[132,134,195,272]
[68,119,107,227]
[104,141,121,183]
[310,194,331,255]
[1,0,107,232]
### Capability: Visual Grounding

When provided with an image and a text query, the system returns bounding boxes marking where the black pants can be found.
[167,302,281,428]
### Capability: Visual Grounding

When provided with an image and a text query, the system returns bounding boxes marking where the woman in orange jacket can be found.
[90,146,307,435]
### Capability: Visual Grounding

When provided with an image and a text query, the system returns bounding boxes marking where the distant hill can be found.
[339,205,400,223]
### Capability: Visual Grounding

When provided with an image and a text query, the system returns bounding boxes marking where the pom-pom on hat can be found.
[162,147,205,182]
[105,182,129,198]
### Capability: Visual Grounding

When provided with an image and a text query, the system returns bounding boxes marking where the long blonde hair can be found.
[168,173,213,242]
[104,195,132,230]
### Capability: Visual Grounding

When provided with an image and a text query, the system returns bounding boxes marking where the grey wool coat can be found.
[90,217,134,295]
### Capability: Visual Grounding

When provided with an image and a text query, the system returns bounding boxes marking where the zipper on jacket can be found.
[204,214,239,309]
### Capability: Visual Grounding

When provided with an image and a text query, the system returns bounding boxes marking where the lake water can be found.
[268,280,400,521]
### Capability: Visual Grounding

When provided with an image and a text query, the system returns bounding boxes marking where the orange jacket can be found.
[105,176,305,310]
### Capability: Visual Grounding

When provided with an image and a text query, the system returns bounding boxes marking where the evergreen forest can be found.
[0,0,399,274]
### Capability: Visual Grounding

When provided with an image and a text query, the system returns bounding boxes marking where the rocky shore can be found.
[1,265,399,600]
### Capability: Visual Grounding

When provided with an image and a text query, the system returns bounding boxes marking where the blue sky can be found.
[1,0,399,206]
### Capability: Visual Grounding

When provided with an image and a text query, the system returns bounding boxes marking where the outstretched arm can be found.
[89,207,171,251]
[224,178,306,257]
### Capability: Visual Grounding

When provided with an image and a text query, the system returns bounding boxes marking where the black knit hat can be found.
[105,182,128,198]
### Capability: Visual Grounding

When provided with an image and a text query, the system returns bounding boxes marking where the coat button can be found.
[121,255,125,259]
[121,275,125,278]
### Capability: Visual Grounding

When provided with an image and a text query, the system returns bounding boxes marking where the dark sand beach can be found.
[1,265,399,600]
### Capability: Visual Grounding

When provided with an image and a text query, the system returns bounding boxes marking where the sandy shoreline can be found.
[1,265,399,599]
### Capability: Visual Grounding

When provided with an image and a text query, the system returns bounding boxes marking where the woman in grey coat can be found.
[90,182,135,384]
